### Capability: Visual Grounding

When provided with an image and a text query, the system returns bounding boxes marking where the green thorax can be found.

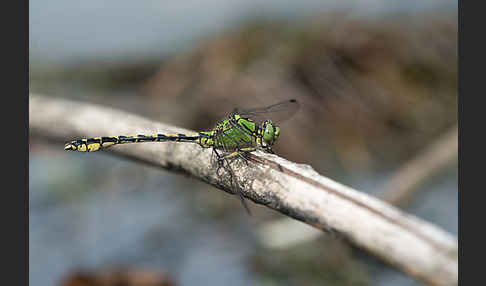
[199,114,280,151]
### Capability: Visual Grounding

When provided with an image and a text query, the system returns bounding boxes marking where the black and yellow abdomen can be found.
[64,133,202,152]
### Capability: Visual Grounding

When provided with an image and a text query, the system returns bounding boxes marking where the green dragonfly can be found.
[64,99,299,214]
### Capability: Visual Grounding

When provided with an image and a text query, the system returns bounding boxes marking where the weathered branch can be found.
[260,125,458,250]
[29,94,458,286]
[258,125,458,260]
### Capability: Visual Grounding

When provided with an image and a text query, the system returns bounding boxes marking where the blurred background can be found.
[29,1,458,285]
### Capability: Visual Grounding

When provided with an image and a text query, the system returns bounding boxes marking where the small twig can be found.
[29,94,457,286]
[380,125,458,207]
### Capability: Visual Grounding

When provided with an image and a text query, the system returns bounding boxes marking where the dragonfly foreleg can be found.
[220,147,256,166]
[212,148,227,176]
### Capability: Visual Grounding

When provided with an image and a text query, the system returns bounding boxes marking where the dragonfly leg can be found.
[211,129,237,175]
[265,146,275,154]
[220,147,256,165]
[217,128,250,165]
[214,129,254,215]
[239,153,250,166]
[212,148,227,176]
[220,155,252,215]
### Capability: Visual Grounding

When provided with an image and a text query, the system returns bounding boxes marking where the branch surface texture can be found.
[29,94,458,286]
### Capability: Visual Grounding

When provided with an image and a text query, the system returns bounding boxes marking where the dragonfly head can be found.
[262,120,280,146]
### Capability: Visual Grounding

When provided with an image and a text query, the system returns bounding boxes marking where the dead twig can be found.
[380,125,458,207]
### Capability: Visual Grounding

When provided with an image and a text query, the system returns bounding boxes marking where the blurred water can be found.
[29,0,456,64]
[29,146,457,286]
[29,151,256,286]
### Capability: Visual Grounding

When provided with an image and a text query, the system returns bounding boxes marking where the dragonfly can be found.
[64,99,299,214]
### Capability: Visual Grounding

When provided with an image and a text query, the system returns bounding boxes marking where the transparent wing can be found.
[234,99,300,124]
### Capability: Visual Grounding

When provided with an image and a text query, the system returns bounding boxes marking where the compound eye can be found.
[263,121,275,142]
